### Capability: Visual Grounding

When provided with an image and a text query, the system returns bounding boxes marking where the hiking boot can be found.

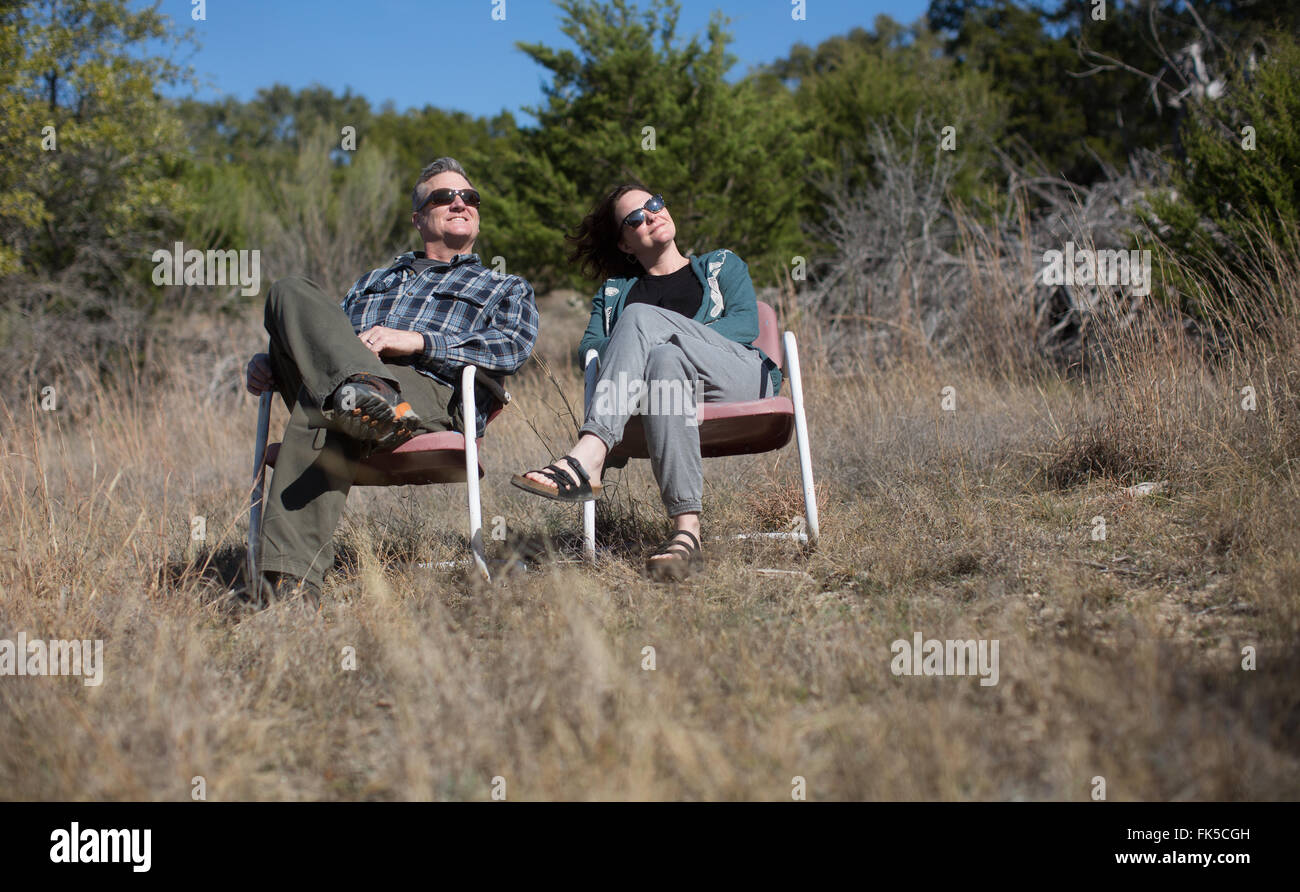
[328,374,421,446]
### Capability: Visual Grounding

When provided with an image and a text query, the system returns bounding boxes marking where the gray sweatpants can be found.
[581,302,771,516]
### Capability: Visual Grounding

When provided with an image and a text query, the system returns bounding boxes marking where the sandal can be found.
[511,455,603,503]
[645,530,703,581]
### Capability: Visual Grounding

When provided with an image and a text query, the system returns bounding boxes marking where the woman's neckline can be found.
[642,256,693,278]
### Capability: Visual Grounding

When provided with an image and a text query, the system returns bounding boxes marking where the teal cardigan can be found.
[577,249,783,394]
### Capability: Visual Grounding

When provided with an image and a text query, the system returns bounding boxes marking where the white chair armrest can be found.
[460,364,478,435]
[582,350,601,416]
[580,351,600,562]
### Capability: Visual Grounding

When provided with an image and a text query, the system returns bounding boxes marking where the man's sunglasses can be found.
[417,187,481,212]
[622,194,666,228]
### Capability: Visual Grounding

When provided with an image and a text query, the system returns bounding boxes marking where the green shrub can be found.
[1143,33,1300,319]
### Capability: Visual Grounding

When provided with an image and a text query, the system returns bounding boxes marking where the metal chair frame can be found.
[579,301,818,560]
[248,364,492,584]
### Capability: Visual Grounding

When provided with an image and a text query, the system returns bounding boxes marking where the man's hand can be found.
[359,326,423,358]
[246,353,276,395]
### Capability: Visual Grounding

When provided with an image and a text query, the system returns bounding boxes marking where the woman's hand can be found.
[359,326,423,358]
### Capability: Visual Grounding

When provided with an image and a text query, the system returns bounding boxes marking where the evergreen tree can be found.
[498,0,808,291]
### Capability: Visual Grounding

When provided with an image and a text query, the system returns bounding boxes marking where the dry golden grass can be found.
[1,274,1298,801]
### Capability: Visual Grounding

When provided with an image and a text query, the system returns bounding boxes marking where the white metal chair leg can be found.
[582,500,596,562]
[462,365,490,582]
[783,331,819,547]
[247,390,273,587]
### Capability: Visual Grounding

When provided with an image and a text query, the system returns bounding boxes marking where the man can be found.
[244,157,538,607]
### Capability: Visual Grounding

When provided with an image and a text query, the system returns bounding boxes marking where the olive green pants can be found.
[259,276,455,588]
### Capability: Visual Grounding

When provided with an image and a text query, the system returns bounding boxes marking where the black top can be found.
[625,262,703,319]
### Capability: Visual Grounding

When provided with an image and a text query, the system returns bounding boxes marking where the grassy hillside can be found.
[1,251,1297,801]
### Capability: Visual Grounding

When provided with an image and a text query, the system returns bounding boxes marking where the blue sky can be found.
[152,0,933,123]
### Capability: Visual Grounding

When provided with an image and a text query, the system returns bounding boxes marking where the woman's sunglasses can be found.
[418,187,481,211]
[622,194,666,228]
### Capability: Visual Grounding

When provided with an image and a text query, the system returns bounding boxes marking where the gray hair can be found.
[412,157,472,211]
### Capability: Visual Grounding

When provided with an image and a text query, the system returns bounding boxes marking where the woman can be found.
[512,184,782,579]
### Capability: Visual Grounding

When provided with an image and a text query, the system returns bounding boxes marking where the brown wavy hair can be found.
[567,182,653,282]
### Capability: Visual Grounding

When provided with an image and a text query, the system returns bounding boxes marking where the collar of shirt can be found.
[388,251,481,274]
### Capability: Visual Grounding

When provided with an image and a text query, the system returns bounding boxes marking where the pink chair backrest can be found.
[753,301,783,370]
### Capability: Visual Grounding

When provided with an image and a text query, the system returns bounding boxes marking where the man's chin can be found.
[441,233,477,254]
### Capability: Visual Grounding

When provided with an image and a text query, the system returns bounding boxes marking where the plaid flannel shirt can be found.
[341,251,538,436]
